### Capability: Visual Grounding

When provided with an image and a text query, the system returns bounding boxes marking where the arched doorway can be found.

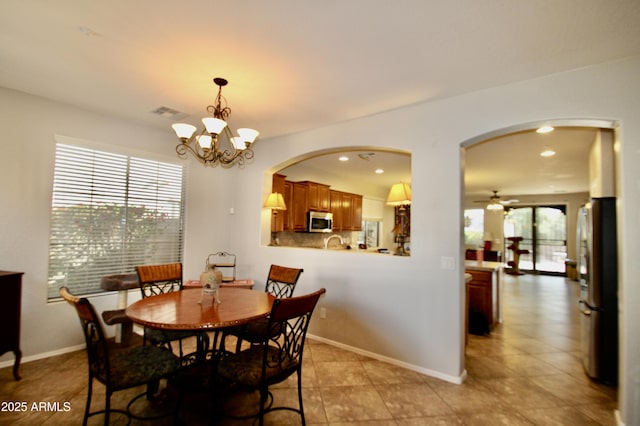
[460,118,619,402]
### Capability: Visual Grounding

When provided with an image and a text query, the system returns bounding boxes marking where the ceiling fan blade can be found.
[500,198,520,204]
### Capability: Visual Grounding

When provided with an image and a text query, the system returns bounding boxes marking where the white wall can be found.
[0,86,232,359]
[1,56,639,424]
[226,57,640,423]
[590,129,616,197]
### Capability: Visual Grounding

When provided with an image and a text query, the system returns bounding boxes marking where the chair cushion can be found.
[227,318,283,344]
[145,328,199,345]
[101,345,180,390]
[217,345,298,388]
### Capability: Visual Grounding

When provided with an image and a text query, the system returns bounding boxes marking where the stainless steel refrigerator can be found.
[577,197,618,384]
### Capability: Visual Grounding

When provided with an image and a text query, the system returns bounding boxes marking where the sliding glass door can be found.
[504,205,567,274]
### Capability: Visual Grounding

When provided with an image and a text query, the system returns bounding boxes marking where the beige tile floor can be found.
[0,274,618,425]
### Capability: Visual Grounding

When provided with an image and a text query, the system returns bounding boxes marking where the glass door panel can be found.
[534,206,567,273]
[504,205,567,274]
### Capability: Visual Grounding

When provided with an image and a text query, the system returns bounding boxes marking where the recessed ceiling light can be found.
[375,168,384,174]
[540,146,556,157]
[338,156,349,162]
[536,126,554,134]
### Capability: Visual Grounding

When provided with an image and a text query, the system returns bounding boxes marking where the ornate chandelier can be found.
[171,77,259,167]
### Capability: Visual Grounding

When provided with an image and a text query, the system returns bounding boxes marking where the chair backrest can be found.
[59,286,111,381]
[206,252,237,282]
[264,288,326,374]
[136,263,183,298]
[264,264,304,299]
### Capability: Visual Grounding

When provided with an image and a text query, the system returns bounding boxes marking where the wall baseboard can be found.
[0,344,85,370]
[2,334,466,386]
[307,334,465,385]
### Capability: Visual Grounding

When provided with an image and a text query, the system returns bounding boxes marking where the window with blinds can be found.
[47,142,185,299]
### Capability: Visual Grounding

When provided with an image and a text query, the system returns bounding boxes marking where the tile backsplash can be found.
[275,231,355,249]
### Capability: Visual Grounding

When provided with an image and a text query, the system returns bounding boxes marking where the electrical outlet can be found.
[320,307,326,319]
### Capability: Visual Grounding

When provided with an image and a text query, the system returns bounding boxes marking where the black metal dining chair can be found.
[59,286,179,426]
[217,288,326,425]
[223,264,304,352]
[136,263,208,363]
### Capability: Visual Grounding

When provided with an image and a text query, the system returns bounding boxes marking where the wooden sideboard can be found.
[0,271,23,380]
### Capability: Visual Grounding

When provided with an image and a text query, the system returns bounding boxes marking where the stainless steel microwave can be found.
[307,211,333,233]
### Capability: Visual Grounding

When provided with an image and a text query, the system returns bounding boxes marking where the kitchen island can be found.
[465,260,504,334]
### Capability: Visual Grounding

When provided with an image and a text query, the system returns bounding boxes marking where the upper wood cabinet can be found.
[283,181,292,230]
[291,182,309,231]
[330,190,362,232]
[273,175,362,232]
[303,181,330,212]
[330,190,343,230]
[272,174,287,232]
[352,194,363,230]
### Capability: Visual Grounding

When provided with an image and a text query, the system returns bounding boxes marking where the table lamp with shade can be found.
[264,192,287,246]
[386,182,411,256]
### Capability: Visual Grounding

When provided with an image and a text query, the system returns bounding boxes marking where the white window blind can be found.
[47,143,185,299]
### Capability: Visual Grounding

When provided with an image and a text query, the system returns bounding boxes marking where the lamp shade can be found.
[172,123,197,139]
[202,117,227,135]
[386,182,412,206]
[264,192,287,210]
[237,128,260,143]
[487,202,504,211]
[196,134,212,149]
[230,137,246,150]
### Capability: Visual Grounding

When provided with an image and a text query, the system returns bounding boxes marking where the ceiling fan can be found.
[474,190,519,210]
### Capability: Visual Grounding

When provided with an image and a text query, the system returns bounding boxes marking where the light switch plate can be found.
[440,256,455,270]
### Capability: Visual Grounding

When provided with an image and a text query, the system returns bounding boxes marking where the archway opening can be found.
[264,147,412,254]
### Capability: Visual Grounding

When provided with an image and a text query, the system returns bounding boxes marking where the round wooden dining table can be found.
[125,287,274,331]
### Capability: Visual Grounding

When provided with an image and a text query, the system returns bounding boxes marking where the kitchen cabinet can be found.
[272,174,287,232]
[330,190,343,230]
[467,270,494,328]
[302,181,330,212]
[273,175,362,233]
[330,190,363,231]
[283,181,292,230]
[0,271,23,380]
[317,184,331,211]
[291,182,309,231]
[352,194,362,230]
[465,261,503,334]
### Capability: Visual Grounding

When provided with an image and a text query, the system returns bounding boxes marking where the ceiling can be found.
[464,126,601,199]
[2,1,639,197]
[279,126,599,200]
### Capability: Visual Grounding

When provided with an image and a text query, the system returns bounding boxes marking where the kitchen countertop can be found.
[270,245,401,255]
[464,260,504,272]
